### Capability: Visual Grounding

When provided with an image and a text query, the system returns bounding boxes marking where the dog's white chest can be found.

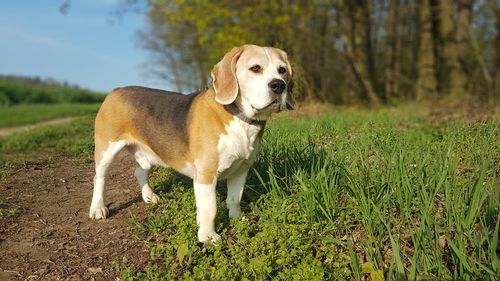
[217,117,261,178]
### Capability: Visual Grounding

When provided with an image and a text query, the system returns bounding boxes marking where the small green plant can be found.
[0,196,19,217]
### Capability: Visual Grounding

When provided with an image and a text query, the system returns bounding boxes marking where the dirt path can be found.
[0,152,150,280]
[0,117,82,137]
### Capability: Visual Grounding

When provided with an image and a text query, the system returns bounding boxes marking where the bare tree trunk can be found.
[396,0,413,100]
[410,0,419,99]
[319,7,331,101]
[494,0,500,101]
[453,0,473,97]
[385,0,400,102]
[468,26,494,97]
[335,0,381,105]
[438,0,465,96]
[333,5,358,104]
[364,0,376,90]
[416,0,438,101]
[353,0,381,105]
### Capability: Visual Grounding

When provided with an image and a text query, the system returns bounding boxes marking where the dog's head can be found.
[211,44,295,120]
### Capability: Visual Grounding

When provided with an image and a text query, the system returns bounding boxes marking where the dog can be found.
[89,44,294,243]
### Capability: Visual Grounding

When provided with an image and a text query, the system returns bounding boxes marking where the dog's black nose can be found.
[268,79,286,94]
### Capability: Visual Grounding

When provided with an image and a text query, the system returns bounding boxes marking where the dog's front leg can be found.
[194,175,220,243]
[226,169,249,219]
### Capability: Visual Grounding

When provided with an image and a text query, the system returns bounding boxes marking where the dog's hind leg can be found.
[133,148,160,204]
[89,140,127,219]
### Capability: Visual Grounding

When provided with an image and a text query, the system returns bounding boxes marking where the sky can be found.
[0,0,168,92]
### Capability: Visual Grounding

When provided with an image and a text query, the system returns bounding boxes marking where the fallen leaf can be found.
[439,235,446,249]
[371,269,385,281]
[87,267,102,274]
[176,241,189,263]
[361,261,374,273]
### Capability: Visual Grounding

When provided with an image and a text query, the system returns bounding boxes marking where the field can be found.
[0,105,498,280]
[0,75,104,106]
[0,103,100,128]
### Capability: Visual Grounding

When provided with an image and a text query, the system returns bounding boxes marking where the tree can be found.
[438,0,468,97]
[495,0,500,100]
[127,0,495,105]
[334,0,381,105]
[416,0,437,101]
[450,0,475,98]
[384,0,401,102]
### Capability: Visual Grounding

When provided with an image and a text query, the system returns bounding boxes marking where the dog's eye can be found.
[278,66,287,74]
[249,65,262,73]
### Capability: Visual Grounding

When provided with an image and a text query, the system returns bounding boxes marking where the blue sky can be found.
[0,0,168,92]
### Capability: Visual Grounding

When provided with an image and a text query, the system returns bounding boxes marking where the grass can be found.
[0,106,498,280]
[0,103,100,128]
[0,116,95,158]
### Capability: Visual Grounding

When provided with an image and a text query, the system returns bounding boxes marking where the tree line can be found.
[130,0,498,105]
[0,75,104,106]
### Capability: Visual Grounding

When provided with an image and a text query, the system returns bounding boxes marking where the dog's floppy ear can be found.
[211,46,244,105]
[277,49,296,110]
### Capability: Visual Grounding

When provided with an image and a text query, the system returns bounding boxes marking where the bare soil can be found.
[0,152,150,280]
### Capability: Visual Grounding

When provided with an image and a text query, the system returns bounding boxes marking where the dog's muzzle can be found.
[268,79,286,95]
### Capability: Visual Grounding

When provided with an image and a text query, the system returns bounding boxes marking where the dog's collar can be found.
[224,103,266,126]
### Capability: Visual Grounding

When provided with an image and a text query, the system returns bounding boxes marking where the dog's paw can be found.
[89,205,109,219]
[198,230,221,244]
[142,187,160,204]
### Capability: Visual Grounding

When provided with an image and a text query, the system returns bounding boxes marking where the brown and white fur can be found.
[89,44,294,243]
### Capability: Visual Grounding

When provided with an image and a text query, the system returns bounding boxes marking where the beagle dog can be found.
[89,44,294,243]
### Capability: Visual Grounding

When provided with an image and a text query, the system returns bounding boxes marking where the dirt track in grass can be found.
[0,152,151,280]
[0,117,81,137]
